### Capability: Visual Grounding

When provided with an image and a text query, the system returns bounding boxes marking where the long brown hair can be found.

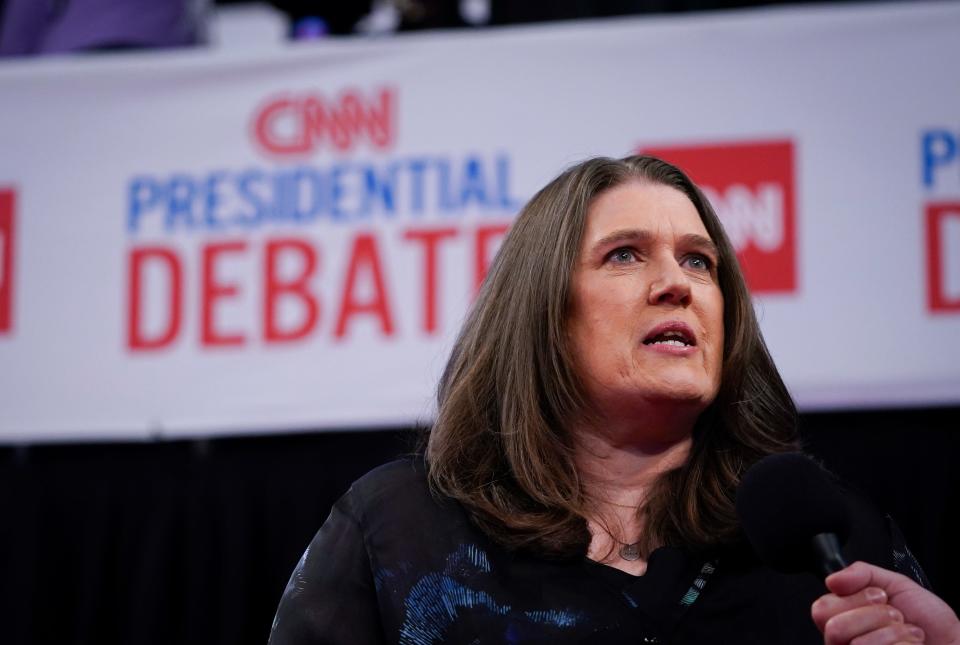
[426,155,798,559]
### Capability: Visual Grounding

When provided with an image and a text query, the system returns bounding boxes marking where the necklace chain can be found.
[590,502,643,562]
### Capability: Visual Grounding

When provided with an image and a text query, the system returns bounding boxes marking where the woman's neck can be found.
[573,413,693,576]
[576,428,692,511]
[574,405,694,501]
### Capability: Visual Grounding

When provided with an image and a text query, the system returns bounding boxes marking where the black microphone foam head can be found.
[735,453,850,574]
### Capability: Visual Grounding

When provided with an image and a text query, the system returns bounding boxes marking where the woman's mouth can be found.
[642,323,696,347]
[642,323,698,354]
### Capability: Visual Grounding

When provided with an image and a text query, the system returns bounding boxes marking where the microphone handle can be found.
[811,532,849,577]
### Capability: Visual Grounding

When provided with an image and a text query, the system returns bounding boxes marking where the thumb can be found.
[825,561,916,598]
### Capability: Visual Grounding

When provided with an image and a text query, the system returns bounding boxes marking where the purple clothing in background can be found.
[0,0,207,57]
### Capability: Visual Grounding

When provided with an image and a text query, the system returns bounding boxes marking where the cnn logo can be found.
[700,183,785,253]
[642,140,796,294]
[252,87,395,157]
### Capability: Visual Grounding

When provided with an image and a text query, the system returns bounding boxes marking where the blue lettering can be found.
[435,158,456,211]
[165,175,198,232]
[272,171,298,223]
[235,169,268,227]
[127,177,163,234]
[291,166,324,223]
[362,163,398,215]
[459,156,489,208]
[125,151,521,235]
[922,129,957,188]
[203,171,228,230]
[407,158,428,214]
[329,166,348,221]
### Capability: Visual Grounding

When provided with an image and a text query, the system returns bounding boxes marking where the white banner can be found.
[1,1,959,441]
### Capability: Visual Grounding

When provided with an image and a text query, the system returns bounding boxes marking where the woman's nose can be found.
[648,259,692,306]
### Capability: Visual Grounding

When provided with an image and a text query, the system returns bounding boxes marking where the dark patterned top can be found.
[269,459,928,644]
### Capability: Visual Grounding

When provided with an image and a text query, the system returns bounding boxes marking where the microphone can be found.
[735,453,850,578]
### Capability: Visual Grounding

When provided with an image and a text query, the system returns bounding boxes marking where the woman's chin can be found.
[640,379,715,407]
[592,380,715,414]
[592,385,714,436]
[646,367,720,405]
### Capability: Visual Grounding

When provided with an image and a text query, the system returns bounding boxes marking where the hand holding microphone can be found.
[813,561,960,645]
[736,453,960,645]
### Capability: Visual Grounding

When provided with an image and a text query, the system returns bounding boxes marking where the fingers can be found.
[812,587,888,632]
[817,561,960,645]
[822,603,924,645]
[850,623,926,645]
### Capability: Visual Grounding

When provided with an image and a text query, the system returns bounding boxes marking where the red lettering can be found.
[926,202,960,312]
[253,88,395,158]
[474,224,510,294]
[0,189,14,334]
[305,88,394,152]
[264,239,320,342]
[129,228,511,349]
[335,234,394,338]
[253,97,309,156]
[202,241,247,347]
[128,246,182,350]
[403,227,457,334]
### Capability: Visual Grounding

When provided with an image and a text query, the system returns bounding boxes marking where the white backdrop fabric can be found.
[1,1,959,441]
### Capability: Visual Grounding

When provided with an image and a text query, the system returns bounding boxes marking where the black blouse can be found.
[269,459,928,644]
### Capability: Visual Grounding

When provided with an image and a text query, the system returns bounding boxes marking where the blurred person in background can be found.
[268,156,960,643]
[0,0,208,57]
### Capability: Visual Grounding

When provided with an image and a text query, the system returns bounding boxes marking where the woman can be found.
[269,156,958,644]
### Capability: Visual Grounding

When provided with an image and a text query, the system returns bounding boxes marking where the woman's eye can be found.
[683,254,713,271]
[608,248,635,264]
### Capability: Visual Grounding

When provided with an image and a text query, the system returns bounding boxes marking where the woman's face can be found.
[568,181,724,426]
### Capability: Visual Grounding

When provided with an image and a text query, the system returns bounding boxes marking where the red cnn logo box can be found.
[0,189,13,334]
[926,203,960,313]
[641,140,797,294]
